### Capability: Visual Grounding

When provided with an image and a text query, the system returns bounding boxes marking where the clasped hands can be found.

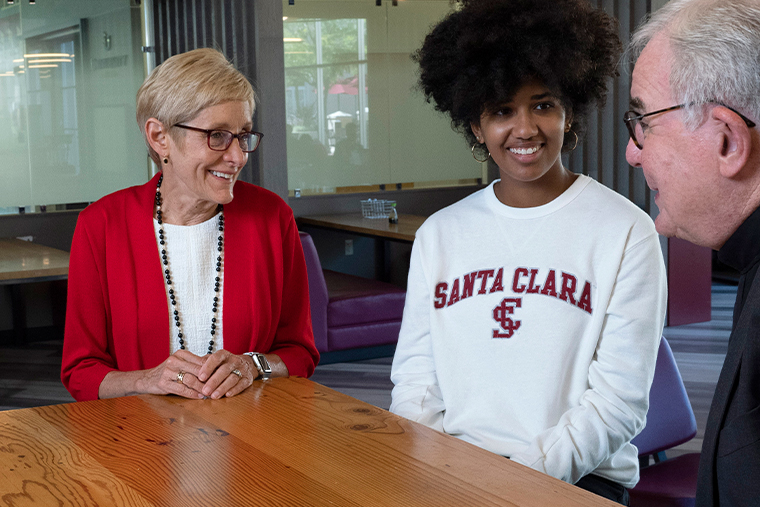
[160,349,257,399]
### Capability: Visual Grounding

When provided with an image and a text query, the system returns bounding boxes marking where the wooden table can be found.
[0,378,615,506]
[298,213,427,243]
[0,238,70,343]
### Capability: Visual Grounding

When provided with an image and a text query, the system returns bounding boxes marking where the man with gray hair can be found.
[626,0,760,505]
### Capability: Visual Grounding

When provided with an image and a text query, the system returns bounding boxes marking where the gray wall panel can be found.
[563,0,653,215]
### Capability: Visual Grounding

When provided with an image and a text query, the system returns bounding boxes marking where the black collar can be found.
[717,205,760,274]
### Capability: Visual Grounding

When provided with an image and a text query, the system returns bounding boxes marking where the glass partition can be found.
[283,0,484,196]
[0,0,146,211]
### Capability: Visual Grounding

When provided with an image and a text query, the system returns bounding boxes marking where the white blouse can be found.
[153,213,224,356]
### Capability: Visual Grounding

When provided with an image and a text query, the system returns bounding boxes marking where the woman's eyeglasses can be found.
[174,124,264,153]
[624,102,755,150]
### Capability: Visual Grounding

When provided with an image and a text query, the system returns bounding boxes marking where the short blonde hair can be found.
[136,48,256,164]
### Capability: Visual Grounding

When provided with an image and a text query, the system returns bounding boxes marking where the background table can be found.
[298,213,427,243]
[0,238,69,284]
[0,377,615,506]
[298,213,427,281]
[0,238,70,343]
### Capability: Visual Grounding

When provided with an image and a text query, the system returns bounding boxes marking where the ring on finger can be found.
[231,369,242,378]
[176,370,185,383]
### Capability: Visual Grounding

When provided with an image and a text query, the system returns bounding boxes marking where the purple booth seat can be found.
[629,336,699,507]
[299,232,406,355]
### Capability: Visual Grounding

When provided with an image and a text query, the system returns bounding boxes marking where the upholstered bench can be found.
[299,232,406,362]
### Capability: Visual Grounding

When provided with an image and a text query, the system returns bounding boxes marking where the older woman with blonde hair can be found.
[62,48,319,401]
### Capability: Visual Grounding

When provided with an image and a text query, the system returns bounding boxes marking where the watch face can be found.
[253,353,271,379]
[257,354,271,372]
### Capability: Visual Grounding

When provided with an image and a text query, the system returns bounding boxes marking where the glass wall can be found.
[282,0,484,196]
[0,0,146,211]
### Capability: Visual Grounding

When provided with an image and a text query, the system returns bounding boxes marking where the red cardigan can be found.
[62,173,319,401]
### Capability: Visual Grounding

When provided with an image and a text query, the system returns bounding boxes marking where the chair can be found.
[629,336,700,507]
[299,232,406,362]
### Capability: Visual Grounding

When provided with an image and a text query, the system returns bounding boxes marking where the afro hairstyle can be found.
[414,0,622,152]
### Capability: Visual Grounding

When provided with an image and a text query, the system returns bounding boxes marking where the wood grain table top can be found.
[298,213,427,242]
[0,238,69,284]
[0,377,615,506]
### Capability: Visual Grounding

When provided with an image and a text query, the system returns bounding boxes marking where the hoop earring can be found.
[568,130,579,151]
[471,144,490,163]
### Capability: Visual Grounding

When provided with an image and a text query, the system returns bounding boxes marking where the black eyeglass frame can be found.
[624,102,756,150]
[173,123,264,153]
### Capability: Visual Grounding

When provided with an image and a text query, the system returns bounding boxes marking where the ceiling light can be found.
[24,53,70,58]
[27,58,71,63]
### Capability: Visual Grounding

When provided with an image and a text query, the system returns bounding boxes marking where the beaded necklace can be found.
[155,174,223,354]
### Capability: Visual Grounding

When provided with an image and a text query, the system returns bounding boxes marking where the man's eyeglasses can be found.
[624,102,756,150]
[174,124,264,153]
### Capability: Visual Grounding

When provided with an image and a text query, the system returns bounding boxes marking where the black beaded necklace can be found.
[155,174,224,354]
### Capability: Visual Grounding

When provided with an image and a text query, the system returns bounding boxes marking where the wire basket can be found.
[360,199,395,219]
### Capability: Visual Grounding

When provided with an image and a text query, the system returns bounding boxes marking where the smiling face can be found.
[625,33,727,246]
[471,79,573,207]
[162,101,252,223]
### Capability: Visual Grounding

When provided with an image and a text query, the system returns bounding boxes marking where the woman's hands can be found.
[99,349,286,400]
[138,349,209,398]
[196,349,257,399]
[98,350,263,400]
[99,350,207,399]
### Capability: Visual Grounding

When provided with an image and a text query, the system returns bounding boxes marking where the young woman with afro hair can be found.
[389,0,667,503]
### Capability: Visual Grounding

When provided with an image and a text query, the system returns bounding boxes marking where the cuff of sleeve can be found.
[63,363,116,402]
[271,344,319,377]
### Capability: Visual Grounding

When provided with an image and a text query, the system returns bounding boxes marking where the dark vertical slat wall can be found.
[151,0,260,186]
[150,0,652,214]
[566,0,653,215]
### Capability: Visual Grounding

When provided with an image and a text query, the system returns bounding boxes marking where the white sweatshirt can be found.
[390,175,667,488]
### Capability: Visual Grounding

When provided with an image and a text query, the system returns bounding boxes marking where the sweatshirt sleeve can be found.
[390,238,446,430]
[510,232,667,484]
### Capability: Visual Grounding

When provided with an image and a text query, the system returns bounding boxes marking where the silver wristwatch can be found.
[245,352,271,381]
